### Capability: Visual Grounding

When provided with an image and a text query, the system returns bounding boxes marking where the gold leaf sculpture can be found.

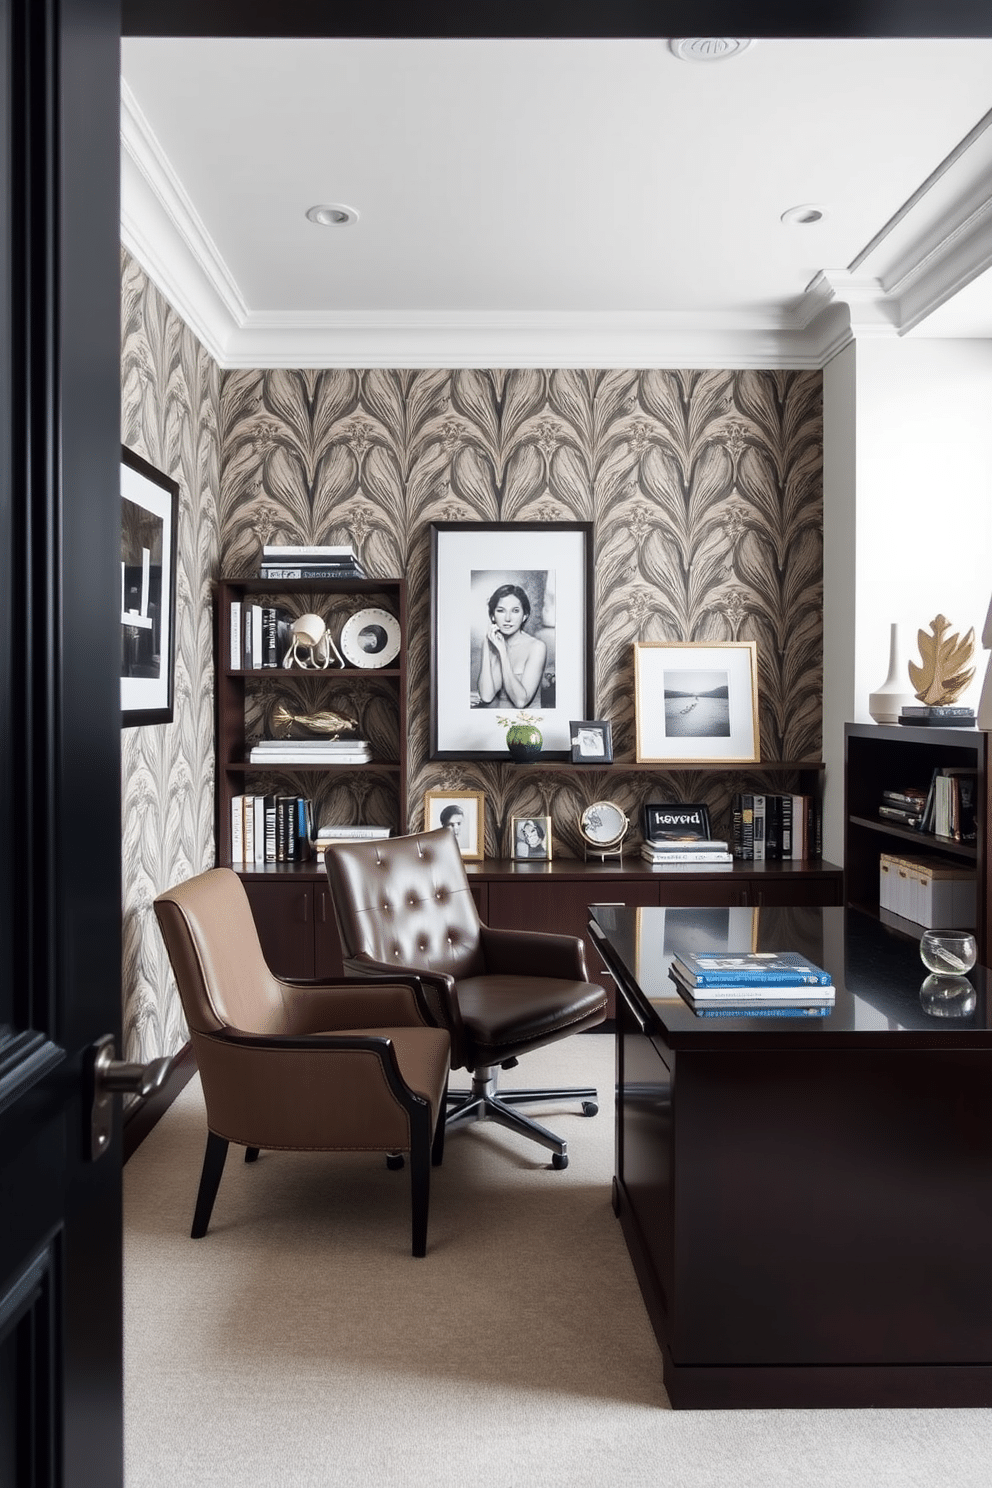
[908,614,975,705]
[269,701,358,739]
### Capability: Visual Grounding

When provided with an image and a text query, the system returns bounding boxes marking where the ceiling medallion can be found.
[669,39,753,62]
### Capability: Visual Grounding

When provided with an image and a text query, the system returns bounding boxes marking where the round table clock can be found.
[579,800,630,858]
[339,608,401,669]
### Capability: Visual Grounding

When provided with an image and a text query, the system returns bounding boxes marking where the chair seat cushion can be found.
[452,975,607,1065]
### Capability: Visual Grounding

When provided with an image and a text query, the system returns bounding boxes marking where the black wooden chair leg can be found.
[191,1131,229,1238]
[431,1079,448,1168]
[244,1146,260,1163]
[409,1109,432,1258]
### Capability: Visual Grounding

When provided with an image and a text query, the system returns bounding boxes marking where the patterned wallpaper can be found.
[219,368,823,858]
[121,252,221,1064]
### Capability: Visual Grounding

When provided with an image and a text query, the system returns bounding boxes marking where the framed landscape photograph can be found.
[120,446,179,727]
[569,719,613,764]
[430,522,593,759]
[510,814,553,862]
[424,788,485,860]
[634,641,760,764]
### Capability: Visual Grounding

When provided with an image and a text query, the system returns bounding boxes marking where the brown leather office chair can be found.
[153,867,450,1257]
[323,828,608,1169]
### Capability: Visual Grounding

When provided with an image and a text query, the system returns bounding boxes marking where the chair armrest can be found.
[340,953,467,1067]
[274,975,436,1034]
[479,925,591,981]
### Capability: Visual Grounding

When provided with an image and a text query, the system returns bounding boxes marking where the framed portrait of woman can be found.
[429,522,593,759]
[510,815,552,862]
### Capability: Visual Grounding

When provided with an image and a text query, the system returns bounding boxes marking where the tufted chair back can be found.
[154,866,290,1036]
[325,828,487,981]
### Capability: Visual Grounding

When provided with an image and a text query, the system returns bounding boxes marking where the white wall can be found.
[822,335,992,865]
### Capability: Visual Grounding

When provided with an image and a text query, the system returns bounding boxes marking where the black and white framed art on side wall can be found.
[430,521,593,759]
[120,445,179,727]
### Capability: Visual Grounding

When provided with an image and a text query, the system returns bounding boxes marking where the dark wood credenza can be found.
[240,857,843,1014]
[590,902,992,1409]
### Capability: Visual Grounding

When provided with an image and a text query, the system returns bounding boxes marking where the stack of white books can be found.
[669,949,836,1018]
[259,543,367,580]
[313,824,392,855]
[641,838,732,868]
[249,738,372,764]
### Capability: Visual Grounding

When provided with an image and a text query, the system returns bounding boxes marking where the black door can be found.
[0,1,124,1484]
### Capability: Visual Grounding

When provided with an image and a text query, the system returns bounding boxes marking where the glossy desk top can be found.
[589,904,992,1047]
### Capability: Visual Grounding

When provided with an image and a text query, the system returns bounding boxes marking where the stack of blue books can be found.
[668,949,835,1019]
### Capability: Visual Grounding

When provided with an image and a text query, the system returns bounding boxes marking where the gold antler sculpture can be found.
[908,614,975,706]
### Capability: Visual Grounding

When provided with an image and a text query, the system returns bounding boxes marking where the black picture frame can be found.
[120,445,179,727]
[642,801,713,844]
[569,719,613,764]
[429,521,594,760]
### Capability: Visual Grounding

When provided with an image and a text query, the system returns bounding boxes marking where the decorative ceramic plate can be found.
[579,800,629,848]
[339,608,401,669]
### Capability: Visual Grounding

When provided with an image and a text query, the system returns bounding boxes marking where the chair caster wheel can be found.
[551,1152,568,1170]
[386,1154,405,1170]
[581,1101,598,1117]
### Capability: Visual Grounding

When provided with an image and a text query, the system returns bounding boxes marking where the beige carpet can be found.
[124,1036,992,1488]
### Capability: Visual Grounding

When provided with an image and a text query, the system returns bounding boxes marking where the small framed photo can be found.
[569,719,613,764]
[424,789,485,860]
[634,641,760,764]
[510,814,552,862]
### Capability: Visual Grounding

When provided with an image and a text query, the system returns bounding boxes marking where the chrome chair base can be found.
[445,1066,598,1167]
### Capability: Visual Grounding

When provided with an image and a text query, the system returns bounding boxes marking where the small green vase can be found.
[505,722,543,763]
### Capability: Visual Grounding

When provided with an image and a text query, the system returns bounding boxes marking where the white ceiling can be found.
[120,37,992,367]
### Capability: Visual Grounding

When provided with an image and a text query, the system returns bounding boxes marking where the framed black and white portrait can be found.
[633,641,760,764]
[510,814,552,862]
[430,522,593,759]
[570,719,613,764]
[121,446,179,727]
[424,789,485,860]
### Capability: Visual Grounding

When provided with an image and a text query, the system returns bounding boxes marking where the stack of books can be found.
[249,737,372,765]
[877,786,928,830]
[640,838,732,868]
[231,793,313,864]
[230,603,294,669]
[898,704,976,728]
[731,792,818,861]
[312,824,392,856]
[668,949,836,1018]
[259,544,367,580]
[641,801,731,868]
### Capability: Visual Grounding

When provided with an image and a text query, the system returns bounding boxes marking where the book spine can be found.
[229,601,242,670]
[780,794,792,858]
[242,794,255,862]
[764,794,782,861]
[242,604,253,669]
[694,1006,830,1018]
[791,794,805,861]
[251,605,263,670]
[264,796,277,862]
[231,794,245,864]
[687,967,833,987]
[260,565,366,579]
[262,606,278,667]
[643,852,733,864]
[253,796,266,864]
[752,795,765,862]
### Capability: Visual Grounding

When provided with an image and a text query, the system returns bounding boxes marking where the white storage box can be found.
[879,852,976,929]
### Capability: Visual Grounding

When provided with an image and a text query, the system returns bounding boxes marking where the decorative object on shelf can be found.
[268,700,358,740]
[282,613,340,670]
[511,814,553,862]
[868,622,916,724]
[642,801,712,844]
[569,719,613,764]
[496,711,544,762]
[339,607,401,669]
[429,520,593,759]
[919,973,977,1018]
[919,928,977,976]
[423,789,485,860]
[977,592,992,731]
[633,641,759,764]
[578,801,629,862]
[908,613,975,706]
[121,445,179,727]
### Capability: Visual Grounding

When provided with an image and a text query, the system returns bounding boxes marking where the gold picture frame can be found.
[423,788,486,860]
[634,641,760,764]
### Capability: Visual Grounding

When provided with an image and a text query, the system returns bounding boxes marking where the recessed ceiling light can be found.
[306,204,359,227]
[669,38,753,62]
[781,204,826,226]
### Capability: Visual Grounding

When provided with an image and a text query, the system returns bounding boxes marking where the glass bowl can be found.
[919,973,977,1019]
[919,929,977,976]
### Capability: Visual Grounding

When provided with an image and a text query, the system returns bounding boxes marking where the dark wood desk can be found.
[589,904,992,1409]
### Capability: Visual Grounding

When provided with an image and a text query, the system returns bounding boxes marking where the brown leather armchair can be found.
[153,867,449,1257]
[323,828,608,1169]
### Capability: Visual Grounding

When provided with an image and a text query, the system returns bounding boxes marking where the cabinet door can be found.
[749,876,843,908]
[314,883,345,979]
[242,880,315,979]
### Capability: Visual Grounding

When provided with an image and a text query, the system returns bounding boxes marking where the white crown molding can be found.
[119,92,990,371]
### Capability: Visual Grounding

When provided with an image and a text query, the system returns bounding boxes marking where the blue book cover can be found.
[694,1005,831,1018]
[672,950,833,987]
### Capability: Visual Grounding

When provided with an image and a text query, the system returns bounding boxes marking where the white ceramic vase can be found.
[868,623,917,724]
